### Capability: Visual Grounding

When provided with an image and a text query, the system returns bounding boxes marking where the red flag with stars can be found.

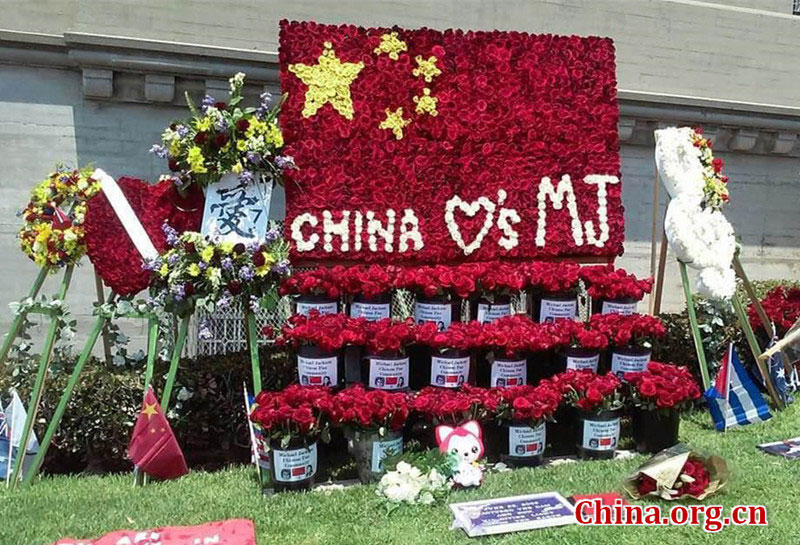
[128,387,188,479]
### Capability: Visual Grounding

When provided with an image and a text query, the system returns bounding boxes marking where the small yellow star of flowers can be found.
[288,42,364,120]
[374,32,407,60]
[413,55,441,82]
[142,403,158,420]
[379,107,412,140]
[413,88,438,116]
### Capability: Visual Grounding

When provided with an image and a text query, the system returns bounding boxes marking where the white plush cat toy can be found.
[435,420,484,487]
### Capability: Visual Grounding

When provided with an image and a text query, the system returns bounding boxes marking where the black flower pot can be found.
[469,294,512,324]
[424,348,473,389]
[415,294,462,331]
[268,437,318,492]
[361,350,410,391]
[556,346,600,373]
[476,350,528,388]
[604,344,651,379]
[293,294,339,316]
[498,420,546,467]
[632,408,680,454]
[575,408,622,460]
[404,414,438,450]
[548,407,576,456]
[347,428,404,484]
[348,292,392,321]
[591,296,638,316]
[528,291,578,323]
[296,344,345,388]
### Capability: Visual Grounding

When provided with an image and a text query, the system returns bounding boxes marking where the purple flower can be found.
[167,253,179,266]
[176,125,189,137]
[264,229,279,242]
[221,257,233,271]
[246,152,262,165]
[216,117,229,133]
[275,259,290,275]
[149,144,168,158]
[198,261,208,271]
[162,223,180,247]
[274,155,296,171]
[238,170,255,185]
[217,291,232,310]
[249,295,260,313]
[257,92,272,117]
[143,258,160,271]
[171,283,186,301]
[201,95,215,113]
[239,266,254,281]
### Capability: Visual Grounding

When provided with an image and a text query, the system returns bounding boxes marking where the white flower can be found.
[290,213,319,252]
[665,197,735,270]
[444,195,495,255]
[654,127,704,204]
[695,266,736,300]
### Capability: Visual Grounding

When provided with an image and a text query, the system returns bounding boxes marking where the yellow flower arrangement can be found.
[18,166,101,270]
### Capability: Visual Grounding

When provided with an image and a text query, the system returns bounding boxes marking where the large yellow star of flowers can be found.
[288,42,364,120]
[379,107,412,140]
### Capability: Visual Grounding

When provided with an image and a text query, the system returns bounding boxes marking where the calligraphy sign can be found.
[201,173,271,243]
[280,21,623,264]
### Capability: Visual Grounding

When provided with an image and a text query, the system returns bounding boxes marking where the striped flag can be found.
[705,344,771,431]
[761,335,795,406]
[243,386,270,475]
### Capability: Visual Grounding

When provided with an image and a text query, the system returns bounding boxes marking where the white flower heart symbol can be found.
[444,195,496,256]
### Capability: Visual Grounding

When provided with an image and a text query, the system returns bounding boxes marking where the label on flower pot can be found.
[581,418,620,451]
[477,303,511,324]
[566,354,599,372]
[539,299,578,323]
[415,302,453,331]
[296,301,338,316]
[509,424,545,457]
[371,435,403,472]
[601,300,637,315]
[273,443,317,483]
[350,301,391,321]
[369,357,410,390]
[297,355,338,387]
[491,360,527,388]
[611,351,651,378]
[431,355,470,388]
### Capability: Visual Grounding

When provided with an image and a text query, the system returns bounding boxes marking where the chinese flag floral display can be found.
[280,20,623,264]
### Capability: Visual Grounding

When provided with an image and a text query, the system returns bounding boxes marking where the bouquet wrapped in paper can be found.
[622,443,728,501]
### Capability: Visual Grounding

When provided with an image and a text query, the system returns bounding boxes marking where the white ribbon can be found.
[92,168,158,262]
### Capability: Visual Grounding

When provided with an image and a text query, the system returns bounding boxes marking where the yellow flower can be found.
[232,162,243,174]
[201,246,214,263]
[219,241,234,254]
[187,147,207,174]
[255,252,276,277]
[206,267,221,287]
[245,119,267,140]
[236,139,248,152]
[159,263,169,277]
[265,123,284,148]
[169,139,182,157]
[188,263,201,277]
[195,117,213,132]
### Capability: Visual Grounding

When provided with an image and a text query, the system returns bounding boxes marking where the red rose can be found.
[228,281,242,295]
[252,252,266,267]
[184,282,195,296]
[213,133,229,148]
[236,119,250,132]
[194,132,209,145]
[214,101,228,111]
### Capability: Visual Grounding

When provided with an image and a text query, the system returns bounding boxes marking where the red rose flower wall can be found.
[279,20,624,265]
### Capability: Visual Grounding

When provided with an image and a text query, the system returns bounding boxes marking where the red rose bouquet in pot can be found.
[589,313,666,377]
[329,385,409,483]
[488,383,563,467]
[580,266,653,316]
[249,385,333,491]
[626,362,701,453]
[413,321,482,390]
[394,264,474,332]
[749,285,800,337]
[277,313,369,388]
[279,266,345,315]
[552,370,625,460]
[342,264,397,321]
[470,261,527,324]
[408,386,496,449]
[526,261,581,323]
[555,320,609,374]
[361,318,417,391]
[475,314,547,387]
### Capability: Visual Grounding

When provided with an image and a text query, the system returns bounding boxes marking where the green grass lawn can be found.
[4,404,800,545]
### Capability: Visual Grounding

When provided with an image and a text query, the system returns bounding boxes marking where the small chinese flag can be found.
[51,207,72,230]
[128,387,188,479]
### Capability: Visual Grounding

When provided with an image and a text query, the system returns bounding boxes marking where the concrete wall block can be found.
[81,68,113,98]
[144,74,175,103]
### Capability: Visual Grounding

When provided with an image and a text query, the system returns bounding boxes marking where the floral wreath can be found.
[18,165,101,269]
[147,224,291,317]
[152,72,295,189]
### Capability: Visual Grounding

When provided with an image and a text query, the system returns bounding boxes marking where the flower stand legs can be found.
[0,267,48,366]
[8,266,73,488]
